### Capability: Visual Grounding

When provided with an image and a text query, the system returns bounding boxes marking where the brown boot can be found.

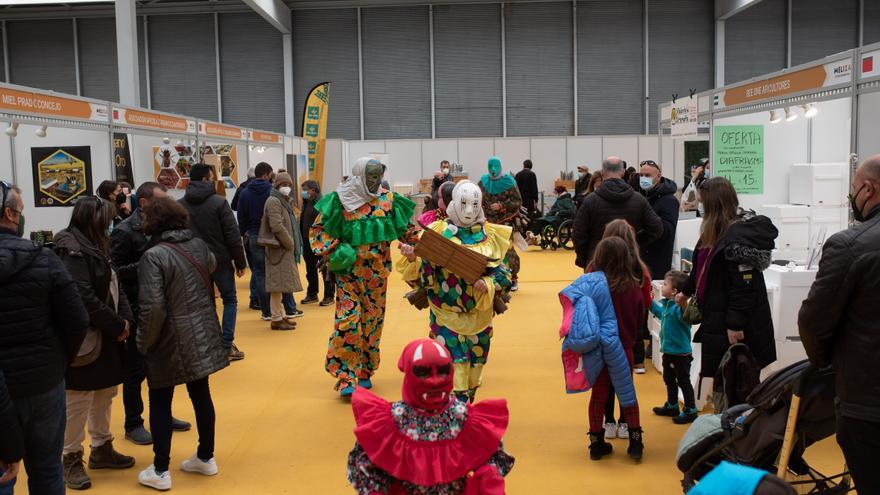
[271,319,296,331]
[88,440,135,469]
[63,451,92,490]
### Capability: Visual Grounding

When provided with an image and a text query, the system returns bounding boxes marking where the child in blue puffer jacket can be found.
[651,270,699,424]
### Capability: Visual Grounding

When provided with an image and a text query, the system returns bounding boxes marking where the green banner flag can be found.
[714,125,764,194]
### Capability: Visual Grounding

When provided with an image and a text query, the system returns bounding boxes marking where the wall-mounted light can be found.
[162,137,170,144]
[769,110,783,124]
[785,107,797,122]
[5,122,18,137]
[176,139,183,146]
[803,103,818,118]
[35,125,47,138]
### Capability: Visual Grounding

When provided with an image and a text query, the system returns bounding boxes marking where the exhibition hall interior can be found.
[1,0,879,493]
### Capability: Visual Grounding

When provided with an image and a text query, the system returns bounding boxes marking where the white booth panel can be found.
[323,139,344,190]
[602,136,638,168]
[14,125,113,233]
[661,136,675,184]
[858,92,880,159]
[530,137,566,193]
[566,136,602,172]
[493,138,530,176]
[714,113,809,211]
[458,139,494,175]
[810,98,852,164]
[638,135,660,163]
[0,133,13,182]
[347,140,386,169]
[385,140,422,191]
[421,139,458,176]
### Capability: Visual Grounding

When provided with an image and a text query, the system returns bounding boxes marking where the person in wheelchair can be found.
[527,186,575,247]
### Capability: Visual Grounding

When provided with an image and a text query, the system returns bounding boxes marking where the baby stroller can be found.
[677,360,851,494]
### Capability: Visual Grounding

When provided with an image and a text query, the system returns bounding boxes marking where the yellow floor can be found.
[20,248,846,494]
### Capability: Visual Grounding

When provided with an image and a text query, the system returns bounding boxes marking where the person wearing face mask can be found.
[299,180,335,307]
[430,160,453,208]
[798,155,880,494]
[682,158,709,214]
[574,165,593,208]
[399,180,513,403]
[0,181,89,495]
[258,172,304,331]
[310,157,417,397]
[637,160,680,280]
[346,339,514,495]
[479,156,524,291]
[418,180,455,226]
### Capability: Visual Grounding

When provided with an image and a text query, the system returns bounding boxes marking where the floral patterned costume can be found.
[398,220,512,400]
[347,392,514,495]
[478,178,522,283]
[310,190,416,390]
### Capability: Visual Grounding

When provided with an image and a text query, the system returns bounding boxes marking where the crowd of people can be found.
[1,151,879,494]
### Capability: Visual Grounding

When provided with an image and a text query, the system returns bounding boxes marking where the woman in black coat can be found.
[54,196,135,490]
[299,180,335,306]
[683,178,778,381]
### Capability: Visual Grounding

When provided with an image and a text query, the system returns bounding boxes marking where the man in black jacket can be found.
[515,159,539,219]
[111,181,190,446]
[0,182,89,494]
[180,164,247,361]
[299,180,335,306]
[572,157,663,269]
[798,155,880,494]
[637,160,680,280]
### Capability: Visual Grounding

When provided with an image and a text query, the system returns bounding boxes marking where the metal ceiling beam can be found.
[0,0,248,20]
[241,0,291,33]
[715,0,763,20]
[284,0,586,10]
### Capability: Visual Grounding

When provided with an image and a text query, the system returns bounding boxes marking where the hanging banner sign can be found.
[861,49,880,79]
[251,130,281,144]
[302,82,330,187]
[671,97,698,138]
[199,122,247,141]
[716,59,852,109]
[0,86,108,123]
[112,133,134,184]
[714,125,764,195]
[114,108,196,134]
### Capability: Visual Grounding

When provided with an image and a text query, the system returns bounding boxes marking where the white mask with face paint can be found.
[446,181,486,227]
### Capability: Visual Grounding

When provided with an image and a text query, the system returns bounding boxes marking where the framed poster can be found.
[30,146,93,207]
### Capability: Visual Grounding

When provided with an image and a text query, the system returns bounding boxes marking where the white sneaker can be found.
[139,465,172,491]
[603,422,618,439]
[634,364,646,374]
[181,454,218,476]
[617,422,630,439]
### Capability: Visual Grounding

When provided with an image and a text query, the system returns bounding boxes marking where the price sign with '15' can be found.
[714,125,764,194]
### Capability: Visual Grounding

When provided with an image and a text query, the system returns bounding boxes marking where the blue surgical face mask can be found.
[639,176,654,191]
[301,190,310,200]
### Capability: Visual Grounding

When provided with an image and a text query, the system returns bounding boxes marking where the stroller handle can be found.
[792,363,830,397]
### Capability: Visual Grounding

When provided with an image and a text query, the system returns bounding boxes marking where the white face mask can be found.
[279,186,292,196]
[697,203,705,216]
[447,182,484,227]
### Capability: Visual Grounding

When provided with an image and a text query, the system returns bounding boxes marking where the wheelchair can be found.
[527,213,574,251]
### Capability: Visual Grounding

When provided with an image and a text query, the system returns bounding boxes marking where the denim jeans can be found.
[212,262,238,348]
[243,235,258,305]
[3,381,67,495]
[123,331,146,432]
[248,234,297,317]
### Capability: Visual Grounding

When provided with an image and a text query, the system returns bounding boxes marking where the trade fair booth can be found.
[655,45,879,406]
[0,82,299,235]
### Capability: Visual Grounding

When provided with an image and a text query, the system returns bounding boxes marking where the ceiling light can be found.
[803,103,818,118]
[785,107,797,122]
[5,123,18,137]
[769,110,782,124]
[0,0,114,5]
[35,125,47,138]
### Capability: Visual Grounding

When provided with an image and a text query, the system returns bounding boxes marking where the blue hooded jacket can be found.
[560,272,637,407]
[235,178,273,236]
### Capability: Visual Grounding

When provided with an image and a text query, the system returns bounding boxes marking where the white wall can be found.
[11,124,113,233]
[324,134,664,194]
[858,92,880,160]
[712,97,851,211]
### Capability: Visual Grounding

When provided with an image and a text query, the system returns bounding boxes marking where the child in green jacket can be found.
[651,270,698,424]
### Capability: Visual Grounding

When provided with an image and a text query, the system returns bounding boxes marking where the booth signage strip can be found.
[0,86,108,123]
[113,107,197,134]
[716,58,853,110]
[200,122,247,140]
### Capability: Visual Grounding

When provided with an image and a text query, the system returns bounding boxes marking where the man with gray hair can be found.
[0,181,89,494]
[798,155,880,493]
[572,156,663,268]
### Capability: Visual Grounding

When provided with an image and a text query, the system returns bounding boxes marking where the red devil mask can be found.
[398,339,454,413]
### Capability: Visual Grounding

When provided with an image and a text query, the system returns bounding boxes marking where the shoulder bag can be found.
[161,242,215,301]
